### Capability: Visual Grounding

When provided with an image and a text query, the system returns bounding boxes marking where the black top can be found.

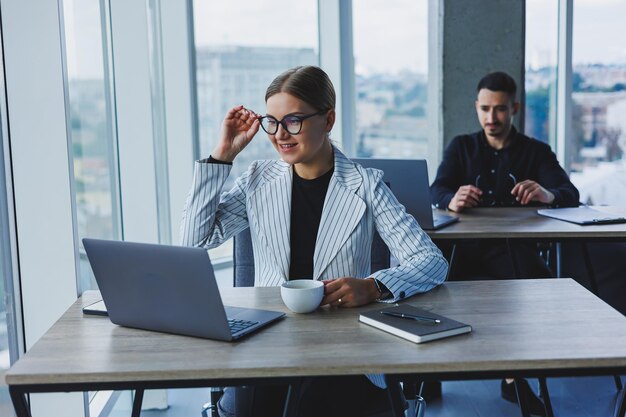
[289,167,334,280]
[430,128,580,209]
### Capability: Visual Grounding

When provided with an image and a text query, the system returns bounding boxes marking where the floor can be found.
[129,376,623,417]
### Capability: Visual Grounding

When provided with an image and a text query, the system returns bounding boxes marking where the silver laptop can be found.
[82,238,285,341]
[353,158,459,230]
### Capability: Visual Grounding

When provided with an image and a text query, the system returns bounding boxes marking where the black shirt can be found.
[289,167,334,280]
[430,127,580,209]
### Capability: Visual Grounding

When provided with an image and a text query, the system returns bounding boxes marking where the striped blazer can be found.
[181,147,448,302]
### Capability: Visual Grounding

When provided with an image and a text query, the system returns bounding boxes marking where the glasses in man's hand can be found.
[475,172,519,206]
[257,110,326,135]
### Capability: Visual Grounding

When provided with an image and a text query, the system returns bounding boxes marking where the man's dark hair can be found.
[477,71,517,99]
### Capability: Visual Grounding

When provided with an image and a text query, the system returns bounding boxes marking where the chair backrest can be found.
[233,228,390,286]
[371,230,391,272]
[233,228,256,287]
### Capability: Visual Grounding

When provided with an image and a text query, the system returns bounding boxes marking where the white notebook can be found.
[537,206,626,225]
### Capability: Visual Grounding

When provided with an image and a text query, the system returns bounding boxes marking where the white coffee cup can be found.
[280,279,324,313]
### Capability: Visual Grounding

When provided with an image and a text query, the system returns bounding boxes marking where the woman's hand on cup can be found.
[211,105,261,162]
[321,277,380,308]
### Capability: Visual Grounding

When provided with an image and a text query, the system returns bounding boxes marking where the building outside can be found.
[526,63,626,206]
[195,46,318,190]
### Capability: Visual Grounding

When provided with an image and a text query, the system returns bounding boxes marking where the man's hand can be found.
[511,180,555,205]
[321,277,380,308]
[448,185,483,212]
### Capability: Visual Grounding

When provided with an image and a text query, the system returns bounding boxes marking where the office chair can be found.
[202,228,425,417]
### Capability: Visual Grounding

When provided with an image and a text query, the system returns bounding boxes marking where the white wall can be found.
[1,0,84,414]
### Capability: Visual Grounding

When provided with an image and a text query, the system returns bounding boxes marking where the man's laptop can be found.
[353,158,459,230]
[82,238,284,341]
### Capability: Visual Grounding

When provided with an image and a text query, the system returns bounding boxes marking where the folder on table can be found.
[537,206,626,225]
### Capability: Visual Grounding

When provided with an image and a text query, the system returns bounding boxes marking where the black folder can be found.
[359,305,471,344]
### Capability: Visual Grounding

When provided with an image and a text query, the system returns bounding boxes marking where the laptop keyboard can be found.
[228,318,258,334]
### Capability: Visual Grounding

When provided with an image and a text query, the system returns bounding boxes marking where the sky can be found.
[64,0,626,79]
[192,0,428,75]
[572,0,626,65]
[526,0,626,69]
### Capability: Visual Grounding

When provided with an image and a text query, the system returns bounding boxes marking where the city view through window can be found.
[526,0,626,206]
[569,0,626,206]
[62,1,625,269]
[63,0,120,290]
[193,1,428,262]
[0,257,10,417]
[353,0,429,159]
[1,47,13,417]
[193,0,319,261]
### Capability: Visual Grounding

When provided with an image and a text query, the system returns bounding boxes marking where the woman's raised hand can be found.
[211,105,261,162]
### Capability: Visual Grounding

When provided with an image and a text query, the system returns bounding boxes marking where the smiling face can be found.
[265,92,335,179]
[475,88,519,144]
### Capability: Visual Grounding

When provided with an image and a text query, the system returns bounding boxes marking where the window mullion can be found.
[318,0,356,156]
[556,0,574,173]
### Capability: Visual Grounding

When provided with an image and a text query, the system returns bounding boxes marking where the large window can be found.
[0,150,17,417]
[569,0,626,205]
[525,0,559,147]
[1,37,18,417]
[192,0,319,261]
[0,259,11,416]
[62,0,121,291]
[352,0,429,158]
[0,173,15,417]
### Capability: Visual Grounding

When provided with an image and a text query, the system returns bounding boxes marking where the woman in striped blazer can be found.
[181,66,448,417]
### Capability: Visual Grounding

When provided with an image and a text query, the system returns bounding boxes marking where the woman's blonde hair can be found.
[265,66,336,112]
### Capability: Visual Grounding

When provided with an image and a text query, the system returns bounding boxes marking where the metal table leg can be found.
[555,242,562,278]
[614,386,626,417]
[282,378,303,417]
[132,389,144,417]
[507,239,521,278]
[581,242,600,295]
[514,378,531,417]
[384,375,408,417]
[539,377,554,417]
[447,243,457,280]
[9,386,31,417]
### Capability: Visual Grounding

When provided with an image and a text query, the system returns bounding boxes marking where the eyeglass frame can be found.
[474,172,519,206]
[257,110,328,135]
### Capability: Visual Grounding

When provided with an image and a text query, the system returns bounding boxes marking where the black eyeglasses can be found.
[475,172,519,206]
[257,110,326,135]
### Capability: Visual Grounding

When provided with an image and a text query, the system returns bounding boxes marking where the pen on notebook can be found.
[381,311,441,325]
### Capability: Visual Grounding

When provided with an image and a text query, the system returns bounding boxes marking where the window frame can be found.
[318,0,356,155]
[555,0,574,173]
[1,0,86,414]
[0,2,24,387]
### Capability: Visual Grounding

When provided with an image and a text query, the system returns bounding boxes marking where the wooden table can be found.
[7,279,626,417]
[425,207,626,417]
[427,206,626,241]
[426,206,626,291]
